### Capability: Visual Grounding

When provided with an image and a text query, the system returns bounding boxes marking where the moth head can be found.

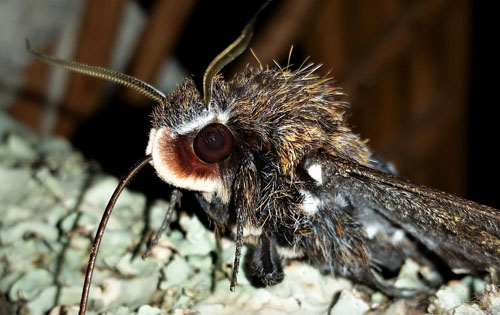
[146,81,237,202]
[144,1,269,202]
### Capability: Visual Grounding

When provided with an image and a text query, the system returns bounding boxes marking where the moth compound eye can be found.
[193,123,233,163]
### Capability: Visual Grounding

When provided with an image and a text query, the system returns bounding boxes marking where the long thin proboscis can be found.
[202,0,271,107]
[25,39,166,105]
[79,154,153,315]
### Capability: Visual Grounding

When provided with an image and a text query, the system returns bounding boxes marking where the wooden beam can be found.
[56,0,126,137]
[122,0,197,106]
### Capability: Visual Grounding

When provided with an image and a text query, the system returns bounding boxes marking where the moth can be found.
[27,3,500,314]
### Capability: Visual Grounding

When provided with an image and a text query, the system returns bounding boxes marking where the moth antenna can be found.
[203,0,271,108]
[249,48,263,71]
[79,154,153,315]
[25,39,166,105]
[230,209,245,291]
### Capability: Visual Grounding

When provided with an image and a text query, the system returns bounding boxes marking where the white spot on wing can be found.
[307,163,323,184]
[364,223,381,239]
[301,190,320,215]
[391,230,405,243]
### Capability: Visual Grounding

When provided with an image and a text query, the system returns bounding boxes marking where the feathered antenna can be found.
[202,0,271,108]
[25,39,166,105]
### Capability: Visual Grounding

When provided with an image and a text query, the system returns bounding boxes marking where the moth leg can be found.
[194,192,212,213]
[143,189,182,258]
[252,234,284,286]
[230,208,244,291]
[365,269,428,298]
[230,152,259,291]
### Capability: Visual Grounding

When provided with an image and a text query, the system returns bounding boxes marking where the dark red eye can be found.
[193,123,234,163]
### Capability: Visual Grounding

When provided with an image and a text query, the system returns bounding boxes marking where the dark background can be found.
[467,2,497,208]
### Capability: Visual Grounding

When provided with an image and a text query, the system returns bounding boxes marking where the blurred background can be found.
[0,0,497,208]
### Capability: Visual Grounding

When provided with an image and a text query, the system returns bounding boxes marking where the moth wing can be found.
[307,154,500,274]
